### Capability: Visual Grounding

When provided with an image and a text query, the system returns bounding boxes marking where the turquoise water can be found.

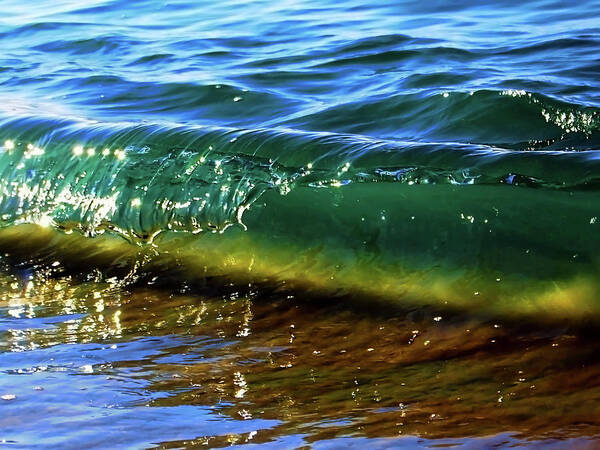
[1,0,600,447]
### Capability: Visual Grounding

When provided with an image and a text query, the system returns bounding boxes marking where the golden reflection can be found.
[19,278,570,445]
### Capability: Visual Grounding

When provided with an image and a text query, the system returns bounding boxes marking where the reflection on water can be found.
[1,267,600,448]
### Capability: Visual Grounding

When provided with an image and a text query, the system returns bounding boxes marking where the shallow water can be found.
[1,0,600,447]
[2,268,600,448]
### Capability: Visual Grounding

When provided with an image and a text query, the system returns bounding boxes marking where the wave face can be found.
[1,116,600,321]
[1,115,599,237]
[0,0,600,319]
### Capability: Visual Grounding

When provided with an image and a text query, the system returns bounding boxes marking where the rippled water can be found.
[3,270,600,448]
[1,0,600,447]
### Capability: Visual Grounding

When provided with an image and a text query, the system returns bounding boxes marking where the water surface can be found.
[1,0,600,447]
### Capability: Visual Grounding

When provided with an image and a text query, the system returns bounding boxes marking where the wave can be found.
[283,89,600,148]
[0,114,599,321]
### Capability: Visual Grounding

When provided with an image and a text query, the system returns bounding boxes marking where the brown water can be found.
[1,267,600,448]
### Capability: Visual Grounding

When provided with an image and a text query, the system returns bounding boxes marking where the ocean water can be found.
[1,0,600,447]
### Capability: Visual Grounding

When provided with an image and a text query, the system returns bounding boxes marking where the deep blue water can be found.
[1,0,599,147]
[1,0,600,448]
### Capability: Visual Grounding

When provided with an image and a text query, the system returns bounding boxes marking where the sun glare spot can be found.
[37,215,53,228]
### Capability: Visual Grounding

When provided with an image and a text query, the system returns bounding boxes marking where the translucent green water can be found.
[0,116,599,320]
